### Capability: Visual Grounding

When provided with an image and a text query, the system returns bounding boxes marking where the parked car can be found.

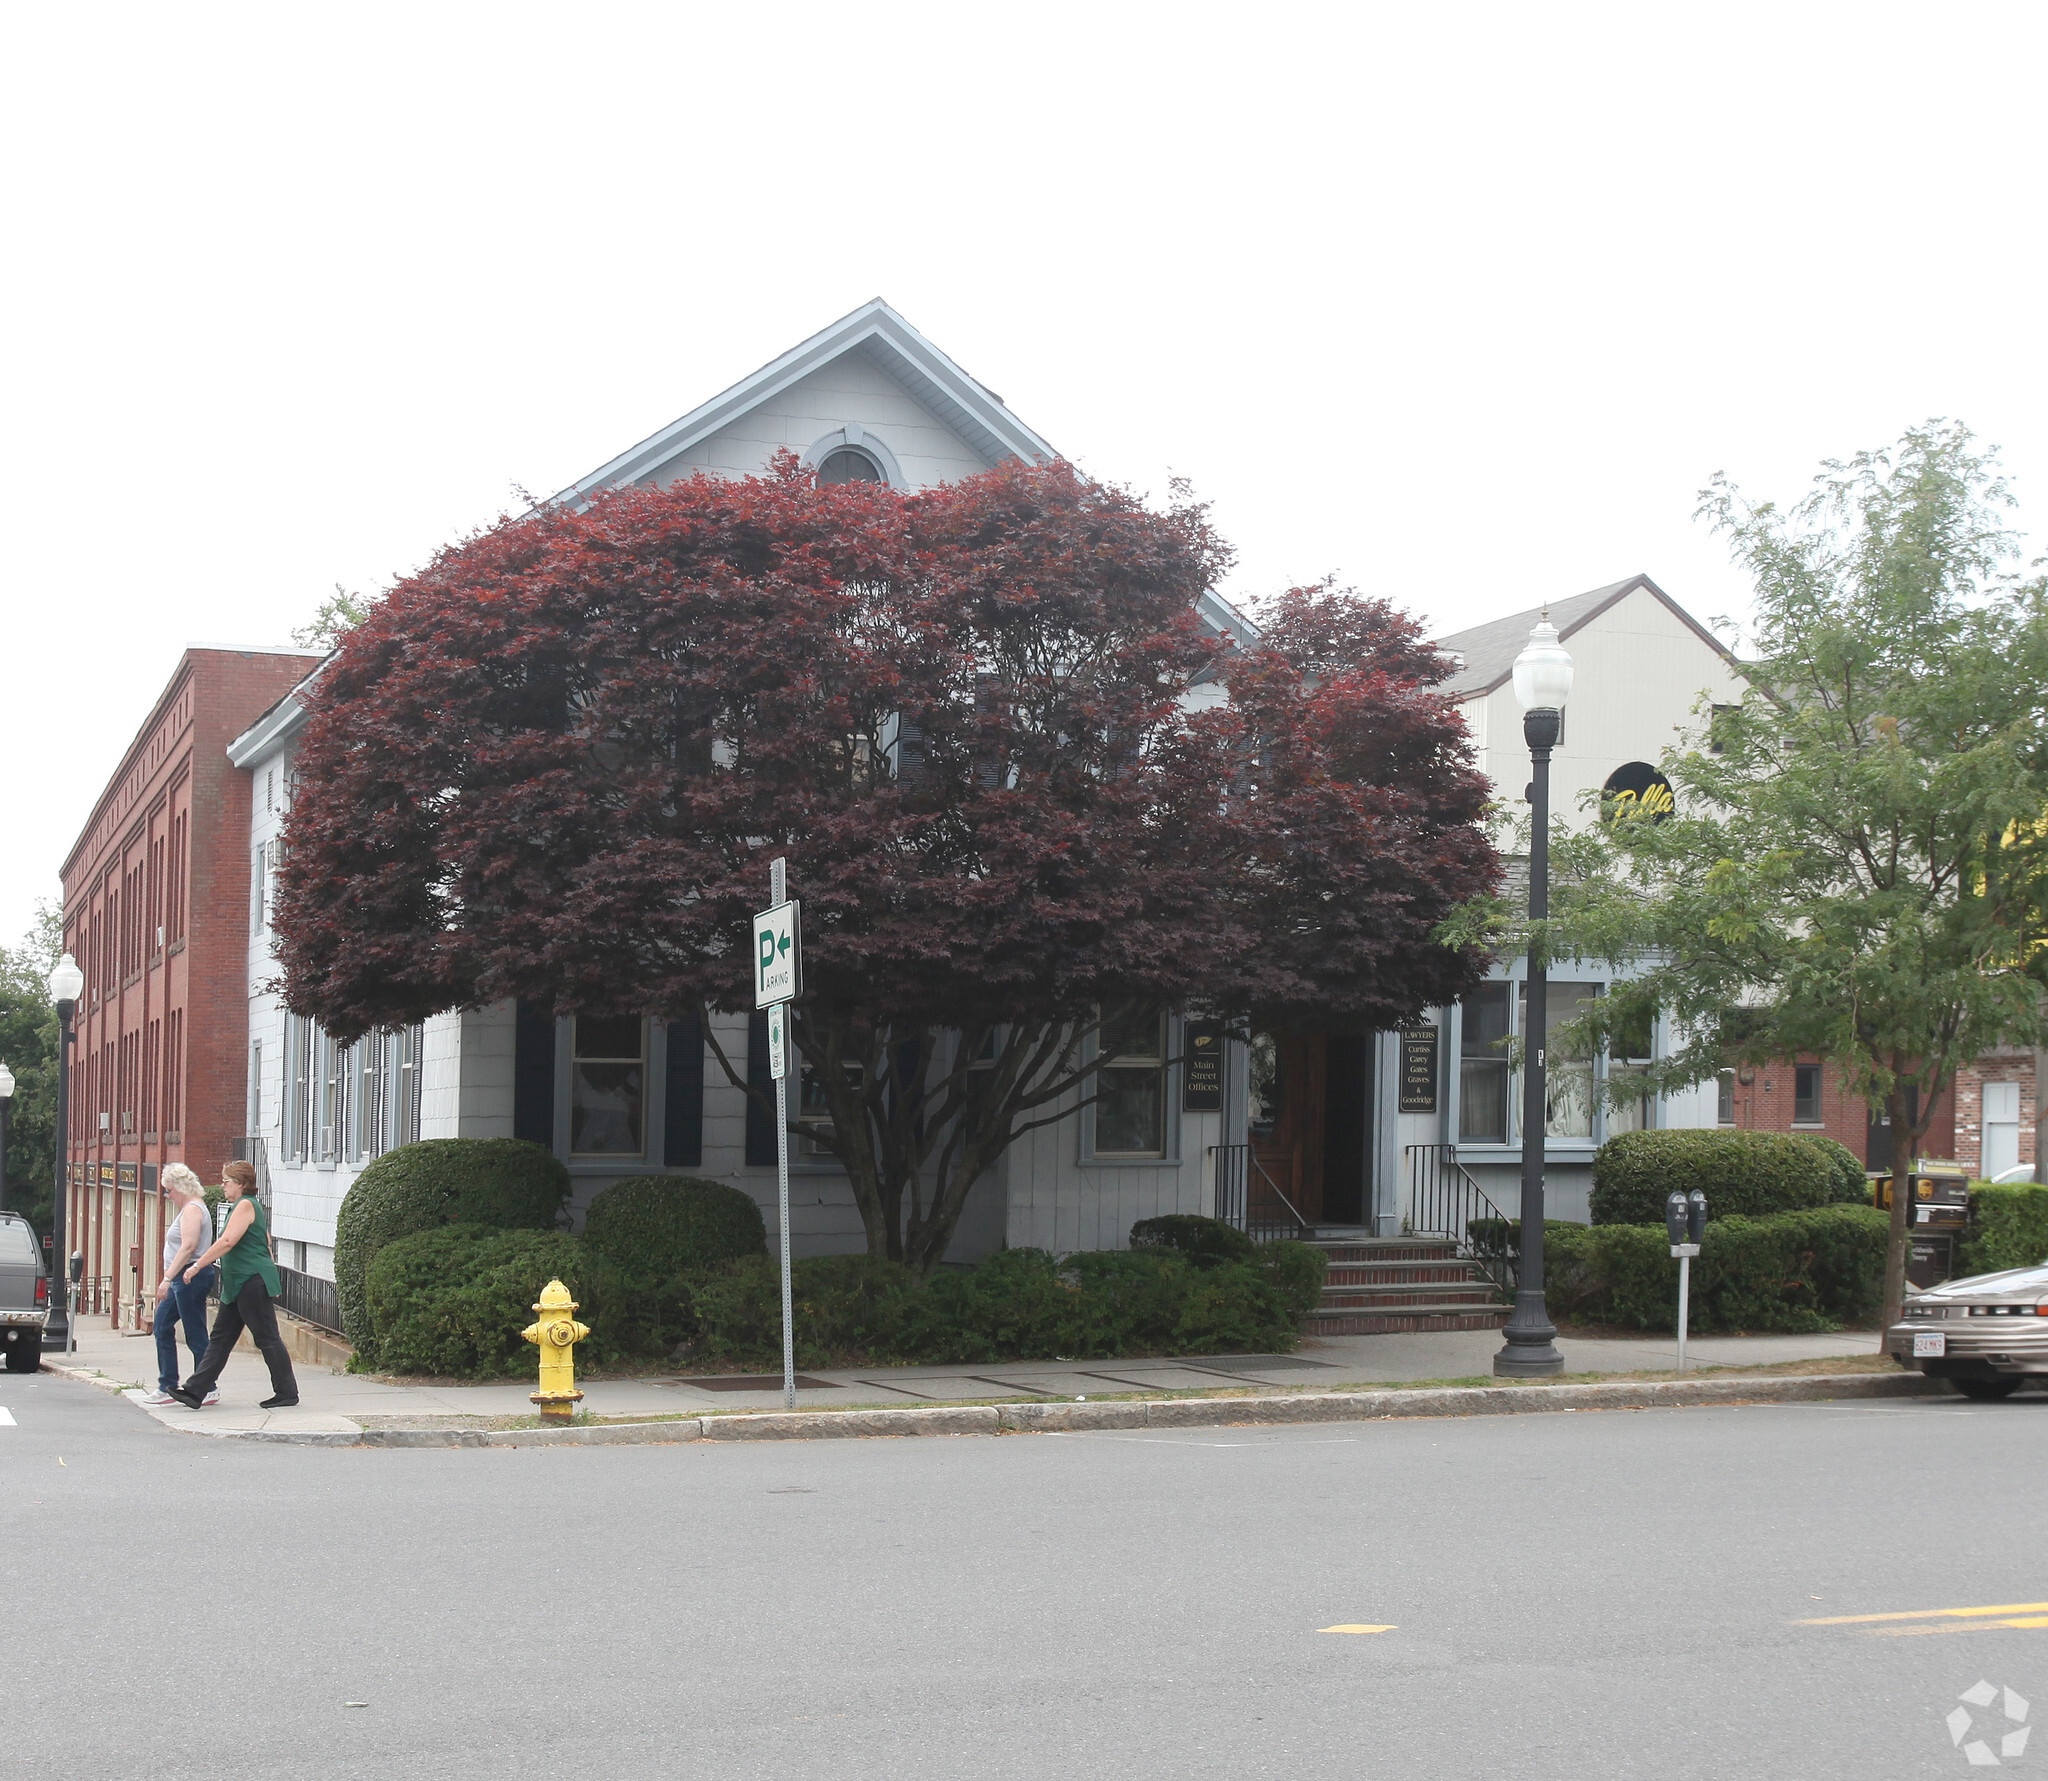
[0,1211,48,1373]
[1889,1261,2048,1398]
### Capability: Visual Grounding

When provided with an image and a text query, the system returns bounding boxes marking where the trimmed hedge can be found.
[1589,1129,1854,1225]
[1130,1214,1257,1266]
[686,1240,1327,1371]
[1794,1134,1869,1203]
[1960,1183,2048,1278]
[1477,1205,1888,1333]
[581,1176,768,1281]
[336,1139,568,1363]
[362,1227,647,1379]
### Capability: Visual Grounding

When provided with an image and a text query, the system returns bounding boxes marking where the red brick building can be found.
[1718,1052,2039,1180]
[58,646,321,1329]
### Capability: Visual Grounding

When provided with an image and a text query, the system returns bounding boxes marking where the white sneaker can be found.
[138,1389,175,1406]
[203,1389,220,1406]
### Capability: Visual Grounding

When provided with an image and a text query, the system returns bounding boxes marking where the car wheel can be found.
[1950,1375,2023,1400]
[4,1336,40,1374]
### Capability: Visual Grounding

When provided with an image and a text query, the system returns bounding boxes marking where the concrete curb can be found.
[46,1365,1943,1448]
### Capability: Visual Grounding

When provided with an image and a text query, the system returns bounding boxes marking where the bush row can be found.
[1589,1129,1868,1225]
[347,1169,1326,1379]
[1472,1204,1889,1333]
[1959,1182,2048,1277]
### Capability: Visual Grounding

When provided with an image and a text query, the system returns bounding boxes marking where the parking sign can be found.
[753,899,801,1007]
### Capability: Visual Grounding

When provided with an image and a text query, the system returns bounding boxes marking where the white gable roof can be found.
[552,299,1060,504]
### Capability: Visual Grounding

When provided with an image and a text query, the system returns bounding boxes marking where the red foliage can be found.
[273,456,1495,1261]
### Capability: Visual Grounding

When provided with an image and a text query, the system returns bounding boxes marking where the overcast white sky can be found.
[2,2,2042,945]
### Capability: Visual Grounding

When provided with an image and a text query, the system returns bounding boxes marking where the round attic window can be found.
[818,447,884,485]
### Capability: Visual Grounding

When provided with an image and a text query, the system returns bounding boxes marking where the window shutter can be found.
[513,1001,558,1150]
[664,1015,704,1168]
[744,1011,777,1166]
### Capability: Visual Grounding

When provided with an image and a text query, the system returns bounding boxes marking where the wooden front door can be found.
[1249,1030,1326,1223]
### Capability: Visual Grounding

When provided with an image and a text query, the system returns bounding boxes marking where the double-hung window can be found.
[1094,1009,1167,1158]
[1458,985,1511,1143]
[570,1016,646,1157]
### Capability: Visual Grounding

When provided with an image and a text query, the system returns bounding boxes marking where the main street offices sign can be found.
[753,900,802,1007]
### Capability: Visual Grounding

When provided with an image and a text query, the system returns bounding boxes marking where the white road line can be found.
[0,1406,16,1426]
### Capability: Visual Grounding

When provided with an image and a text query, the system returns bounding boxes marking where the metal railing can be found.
[1210,1144,1313,1242]
[1405,1143,1516,1295]
[277,1265,344,1336]
[230,1135,272,1204]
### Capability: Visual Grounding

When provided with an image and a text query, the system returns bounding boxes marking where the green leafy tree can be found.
[1525,423,2048,1342]
[291,583,374,650]
[0,905,63,1236]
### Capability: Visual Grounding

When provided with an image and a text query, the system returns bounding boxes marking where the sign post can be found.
[754,860,802,1409]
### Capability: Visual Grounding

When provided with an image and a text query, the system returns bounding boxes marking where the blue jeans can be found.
[154,1267,215,1392]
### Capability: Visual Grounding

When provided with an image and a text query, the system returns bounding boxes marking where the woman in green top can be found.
[170,1160,299,1410]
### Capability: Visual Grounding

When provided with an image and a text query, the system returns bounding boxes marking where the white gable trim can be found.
[552,299,1059,505]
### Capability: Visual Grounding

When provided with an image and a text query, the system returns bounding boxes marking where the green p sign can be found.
[753,900,801,1007]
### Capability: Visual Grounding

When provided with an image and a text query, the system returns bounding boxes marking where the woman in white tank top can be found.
[141,1165,218,1405]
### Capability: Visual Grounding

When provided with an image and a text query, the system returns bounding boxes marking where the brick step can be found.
[1315,1243,1461,1265]
[1320,1285,1504,1310]
[1325,1262,1484,1286]
[1305,1306,1512,1336]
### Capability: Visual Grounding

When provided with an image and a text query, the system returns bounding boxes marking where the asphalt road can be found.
[6,1369,2044,1780]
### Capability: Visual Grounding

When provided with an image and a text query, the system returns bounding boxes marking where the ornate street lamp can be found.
[46,952,84,1354]
[0,1059,14,1213]
[1494,619,1573,1378]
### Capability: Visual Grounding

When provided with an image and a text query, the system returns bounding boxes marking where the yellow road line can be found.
[1319,1624,1397,1635]
[1866,1617,2048,1638]
[1797,1602,2048,1626]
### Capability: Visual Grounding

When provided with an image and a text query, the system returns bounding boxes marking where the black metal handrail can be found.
[1406,1143,1515,1295]
[1210,1144,1312,1242]
[277,1265,344,1337]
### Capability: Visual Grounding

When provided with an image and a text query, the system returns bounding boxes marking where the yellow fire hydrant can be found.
[521,1278,590,1423]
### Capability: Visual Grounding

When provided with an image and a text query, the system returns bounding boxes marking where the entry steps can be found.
[1294,1231,1511,1336]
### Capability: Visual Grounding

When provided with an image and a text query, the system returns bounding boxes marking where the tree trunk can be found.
[1878,1082,1915,1356]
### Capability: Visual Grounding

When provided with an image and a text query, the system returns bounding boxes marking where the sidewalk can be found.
[47,1314,1880,1441]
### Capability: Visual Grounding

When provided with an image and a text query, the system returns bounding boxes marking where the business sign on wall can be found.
[1603,761,1675,823]
[1398,1026,1439,1114]
[1182,1021,1224,1112]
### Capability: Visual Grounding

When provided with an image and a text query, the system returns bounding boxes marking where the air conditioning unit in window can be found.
[319,1125,335,1155]
[98,1112,111,1132]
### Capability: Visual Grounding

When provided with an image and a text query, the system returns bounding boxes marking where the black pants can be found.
[186,1278,298,1401]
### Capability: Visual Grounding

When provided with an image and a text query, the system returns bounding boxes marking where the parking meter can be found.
[67,1251,83,1284]
[66,1251,82,1356]
[1687,1190,1707,1246]
[1665,1192,1690,1248]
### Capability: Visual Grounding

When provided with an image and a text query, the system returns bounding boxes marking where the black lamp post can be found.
[0,1060,14,1213]
[1494,619,1573,1379]
[46,951,83,1354]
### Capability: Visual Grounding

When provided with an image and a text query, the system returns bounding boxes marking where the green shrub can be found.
[1961,1183,2048,1277]
[902,1249,1084,1364]
[1590,1129,1839,1225]
[1259,1240,1330,1320]
[1793,1134,1869,1203]
[582,1176,767,1282]
[1465,1219,1604,1319]
[336,1139,569,1362]
[686,1243,1312,1370]
[1129,1215,1257,1267]
[363,1227,646,1379]
[1471,1205,1888,1332]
